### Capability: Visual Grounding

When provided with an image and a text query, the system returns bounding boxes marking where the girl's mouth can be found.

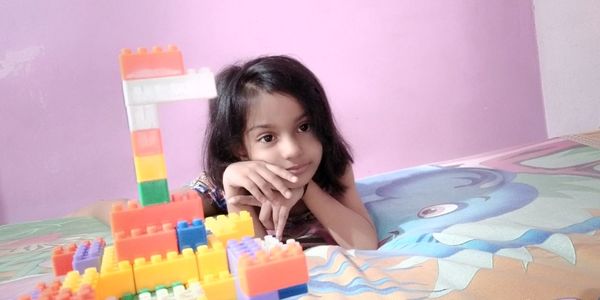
[287,163,310,175]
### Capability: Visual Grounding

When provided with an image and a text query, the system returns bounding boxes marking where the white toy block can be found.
[122,68,217,106]
[126,104,159,131]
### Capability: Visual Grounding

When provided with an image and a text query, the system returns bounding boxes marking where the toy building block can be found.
[72,238,105,274]
[278,283,308,299]
[234,278,278,300]
[201,271,236,300]
[110,190,204,234]
[133,248,199,292]
[96,246,136,300]
[52,243,77,276]
[228,238,308,296]
[119,46,184,80]
[122,68,217,106]
[196,235,228,280]
[204,211,254,245]
[61,268,99,293]
[134,154,168,182]
[131,128,163,156]
[177,218,208,251]
[126,104,159,131]
[138,179,170,206]
[114,223,178,262]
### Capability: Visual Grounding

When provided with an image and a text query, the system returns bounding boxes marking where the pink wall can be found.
[0,1,546,224]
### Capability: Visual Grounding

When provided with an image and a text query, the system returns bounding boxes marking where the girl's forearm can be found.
[303,182,378,250]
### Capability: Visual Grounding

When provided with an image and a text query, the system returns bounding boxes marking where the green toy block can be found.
[138,179,170,206]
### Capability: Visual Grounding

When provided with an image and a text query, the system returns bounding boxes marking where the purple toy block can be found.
[176,218,208,252]
[226,237,261,276]
[72,238,105,273]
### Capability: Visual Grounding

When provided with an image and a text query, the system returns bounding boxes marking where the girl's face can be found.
[242,92,323,188]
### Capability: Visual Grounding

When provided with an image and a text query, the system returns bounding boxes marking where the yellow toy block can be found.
[133,154,167,182]
[204,211,254,244]
[96,246,135,299]
[196,235,228,280]
[61,268,98,293]
[133,248,199,292]
[201,271,236,300]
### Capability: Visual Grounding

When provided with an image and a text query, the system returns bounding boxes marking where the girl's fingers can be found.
[240,177,267,203]
[247,172,274,201]
[256,167,293,199]
[259,203,274,230]
[264,163,299,184]
[275,206,290,241]
[227,195,261,207]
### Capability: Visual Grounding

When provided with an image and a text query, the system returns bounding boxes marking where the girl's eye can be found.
[258,135,274,143]
[298,123,311,132]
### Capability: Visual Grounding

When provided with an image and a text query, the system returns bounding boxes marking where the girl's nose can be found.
[281,136,303,159]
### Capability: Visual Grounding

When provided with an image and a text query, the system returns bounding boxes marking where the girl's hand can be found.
[271,184,306,241]
[223,161,298,203]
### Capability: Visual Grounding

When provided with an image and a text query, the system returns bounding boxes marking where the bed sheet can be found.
[304,132,600,299]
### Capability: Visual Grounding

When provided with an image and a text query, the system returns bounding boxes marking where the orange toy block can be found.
[133,248,199,292]
[119,45,184,80]
[114,223,178,262]
[52,243,77,276]
[96,246,136,299]
[238,240,309,296]
[110,190,204,234]
[131,128,163,156]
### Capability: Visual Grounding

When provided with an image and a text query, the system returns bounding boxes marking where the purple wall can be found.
[0,1,546,224]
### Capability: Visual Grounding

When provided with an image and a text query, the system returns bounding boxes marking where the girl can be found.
[194,55,378,250]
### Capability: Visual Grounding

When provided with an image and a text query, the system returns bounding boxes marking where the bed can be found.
[2,130,600,299]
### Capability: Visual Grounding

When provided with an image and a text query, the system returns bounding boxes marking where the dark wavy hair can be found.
[203,55,353,198]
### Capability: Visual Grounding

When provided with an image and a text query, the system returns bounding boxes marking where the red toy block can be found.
[238,240,309,296]
[119,45,184,80]
[114,223,178,262]
[52,243,77,276]
[131,128,163,157]
[110,190,204,235]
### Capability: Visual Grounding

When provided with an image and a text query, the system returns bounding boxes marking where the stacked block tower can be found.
[18,46,310,300]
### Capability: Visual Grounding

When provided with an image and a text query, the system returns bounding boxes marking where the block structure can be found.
[119,45,216,207]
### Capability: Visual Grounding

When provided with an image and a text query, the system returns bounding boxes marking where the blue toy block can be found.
[278,283,308,299]
[72,239,105,274]
[226,237,261,276]
[176,218,208,252]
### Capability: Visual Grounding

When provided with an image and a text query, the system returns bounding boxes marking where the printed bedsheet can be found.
[305,131,600,299]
